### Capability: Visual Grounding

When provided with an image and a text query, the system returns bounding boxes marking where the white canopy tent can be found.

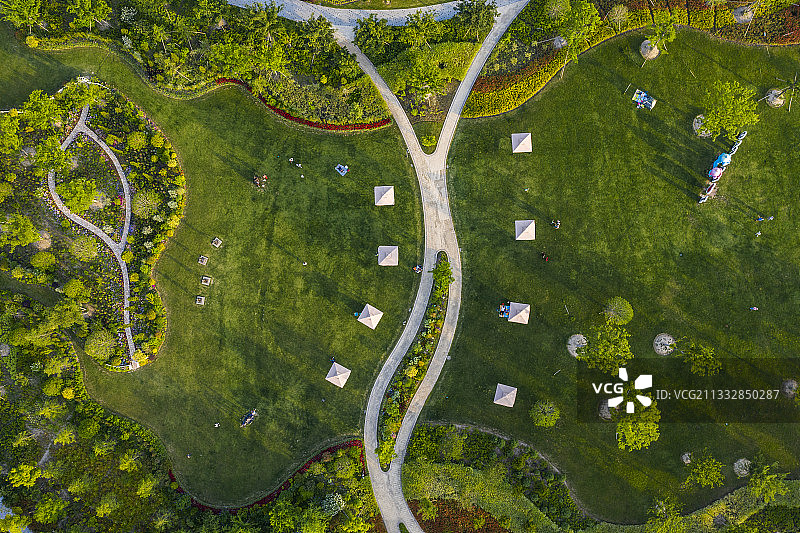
[357,304,383,329]
[515,219,536,240]
[493,383,518,407]
[325,362,352,388]
[374,186,395,206]
[511,133,532,153]
[508,302,530,324]
[377,245,399,266]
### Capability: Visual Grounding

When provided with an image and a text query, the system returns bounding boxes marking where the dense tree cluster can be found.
[0,0,388,125]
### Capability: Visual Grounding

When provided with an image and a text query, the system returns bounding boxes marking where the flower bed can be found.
[215,78,392,131]
[376,254,453,469]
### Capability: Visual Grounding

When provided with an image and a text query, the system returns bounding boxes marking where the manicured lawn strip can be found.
[427,28,800,523]
[0,26,424,506]
[412,120,444,154]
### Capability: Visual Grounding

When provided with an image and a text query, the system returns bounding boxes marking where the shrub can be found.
[127,131,147,150]
[56,178,97,213]
[62,279,90,301]
[30,251,56,271]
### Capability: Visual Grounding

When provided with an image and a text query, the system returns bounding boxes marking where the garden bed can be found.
[376,253,453,469]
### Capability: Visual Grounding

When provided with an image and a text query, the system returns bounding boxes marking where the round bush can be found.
[604,296,634,325]
[69,236,98,261]
[84,328,118,363]
[30,251,56,271]
[132,190,162,219]
[530,400,561,427]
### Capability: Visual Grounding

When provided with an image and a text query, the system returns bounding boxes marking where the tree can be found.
[604,296,633,325]
[529,399,561,427]
[615,398,660,451]
[62,278,90,301]
[685,449,724,488]
[33,494,67,524]
[301,15,334,67]
[0,0,41,33]
[558,0,601,75]
[127,131,147,150]
[404,11,442,49]
[56,80,105,110]
[355,15,393,59]
[299,505,329,533]
[607,4,628,32]
[67,475,92,495]
[67,0,110,32]
[454,0,497,42]
[270,498,300,533]
[54,427,76,445]
[0,114,21,154]
[402,50,446,104]
[645,17,677,54]
[700,81,759,141]
[320,492,345,516]
[7,463,42,487]
[84,327,118,363]
[95,493,119,517]
[11,430,34,448]
[56,178,97,213]
[545,0,570,20]
[30,251,56,271]
[677,342,721,376]
[22,89,60,130]
[0,214,40,251]
[0,181,12,204]
[69,235,98,261]
[119,449,140,472]
[748,462,788,504]
[577,317,634,374]
[0,515,32,533]
[137,474,159,498]
[647,494,685,533]
[250,1,284,44]
[152,24,168,53]
[35,135,71,177]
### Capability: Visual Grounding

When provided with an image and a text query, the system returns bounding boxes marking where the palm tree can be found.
[250,1,284,44]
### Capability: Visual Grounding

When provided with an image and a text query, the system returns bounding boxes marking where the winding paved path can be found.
[340,2,528,532]
[48,103,137,364]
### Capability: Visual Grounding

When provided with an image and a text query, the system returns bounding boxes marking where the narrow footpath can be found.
[47,103,137,365]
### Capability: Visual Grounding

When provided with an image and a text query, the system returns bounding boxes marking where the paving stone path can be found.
[47,103,137,365]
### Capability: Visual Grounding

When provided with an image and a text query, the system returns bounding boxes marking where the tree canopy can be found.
[577,317,634,374]
[701,80,759,141]
[56,178,97,213]
[615,398,661,451]
[0,0,41,33]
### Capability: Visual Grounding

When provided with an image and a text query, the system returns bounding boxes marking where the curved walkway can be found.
[337,1,529,531]
[48,103,137,365]
[228,0,521,38]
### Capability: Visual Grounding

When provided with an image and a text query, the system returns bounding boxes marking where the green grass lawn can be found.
[0,24,422,506]
[425,29,800,523]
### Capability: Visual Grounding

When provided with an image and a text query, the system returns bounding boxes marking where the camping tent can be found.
[357,304,383,329]
[374,186,395,206]
[511,133,532,153]
[508,302,530,324]
[325,362,352,388]
[515,220,536,240]
[378,246,399,266]
[493,383,518,407]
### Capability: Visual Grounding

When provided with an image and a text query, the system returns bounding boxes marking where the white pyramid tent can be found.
[508,302,530,324]
[374,186,395,206]
[511,133,532,153]
[357,304,383,329]
[377,246,399,266]
[494,383,518,407]
[325,362,352,388]
[515,219,536,240]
